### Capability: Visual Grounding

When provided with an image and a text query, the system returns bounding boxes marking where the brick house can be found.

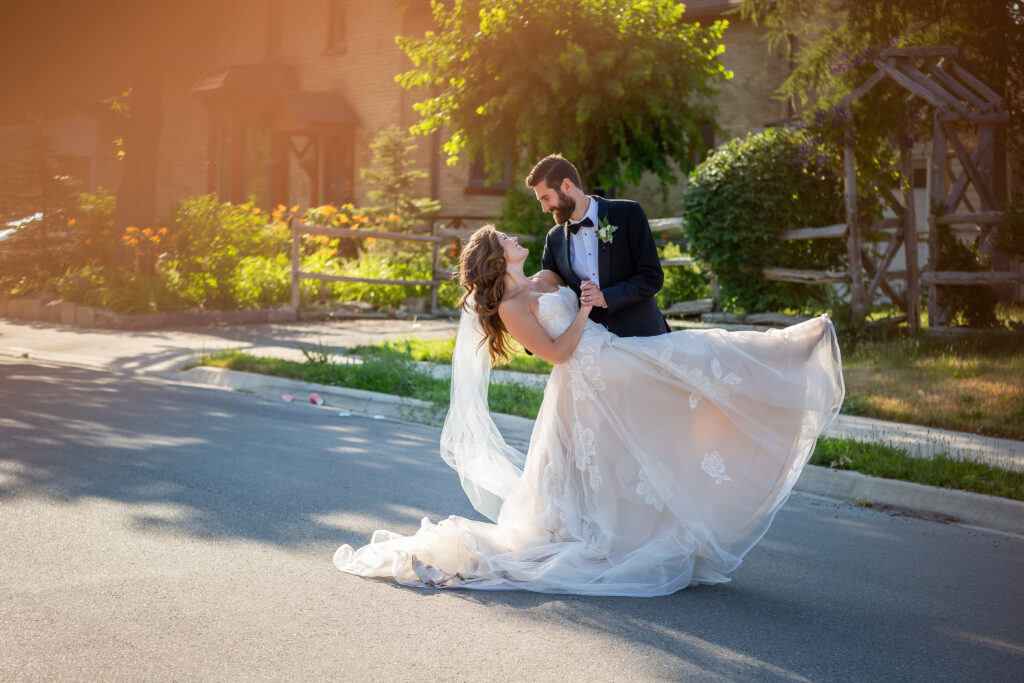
[149,0,795,221]
[0,1,793,222]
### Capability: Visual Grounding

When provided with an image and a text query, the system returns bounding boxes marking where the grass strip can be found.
[192,349,543,419]
[354,334,1024,440]
[349,338,553,375]
[190,351,1023,501]
[811,437,1024,502]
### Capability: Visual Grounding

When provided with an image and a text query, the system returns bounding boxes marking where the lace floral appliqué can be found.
[711,358,743,387]
[636,468,664,511]
[701,451,732,485]
[572,423,602,489]
[567,346,606,401]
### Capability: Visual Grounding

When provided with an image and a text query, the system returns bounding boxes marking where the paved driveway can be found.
[2,359,1022,681]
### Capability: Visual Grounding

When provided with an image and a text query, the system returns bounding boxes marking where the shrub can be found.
[932,222,999,328]
[681,127,847,313]
[656,243,709,307]
[231,254,293,309]
[57,262,185,313]
[316,240,461,309]
[165,195,289,309]
[70,190,119,269]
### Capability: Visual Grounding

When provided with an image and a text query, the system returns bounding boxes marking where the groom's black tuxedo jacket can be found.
[541,196,670,338]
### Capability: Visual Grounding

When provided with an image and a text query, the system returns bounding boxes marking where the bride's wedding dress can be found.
[334,286,844,596]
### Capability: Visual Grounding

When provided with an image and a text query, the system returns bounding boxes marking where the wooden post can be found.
[429,217,441,314]
[901,145,921,335]
[290,219,301,311]
[928,111,946,326]
[843,138,866,322]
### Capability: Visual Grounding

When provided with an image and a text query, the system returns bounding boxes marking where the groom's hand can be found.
[581,281,606,308]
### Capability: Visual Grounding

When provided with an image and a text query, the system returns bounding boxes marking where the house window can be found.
[266,0,283,59]
[243,126,271,208]
[913,165,928,189]
[319,134,353,205]
[692,122,715,165]
[213,124,232,200]
[466,151,509,194]
[326,0,347,53]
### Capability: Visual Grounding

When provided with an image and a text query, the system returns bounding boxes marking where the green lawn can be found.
[190,347,544,420]
[353,330,1024,440]
[810,437,1023,502]
[349,338,553,375]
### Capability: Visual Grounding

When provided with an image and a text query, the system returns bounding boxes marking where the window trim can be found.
[325,0,347,55]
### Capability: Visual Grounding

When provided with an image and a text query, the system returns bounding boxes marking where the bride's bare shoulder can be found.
[533,270,565,288]
[498,286,540,321]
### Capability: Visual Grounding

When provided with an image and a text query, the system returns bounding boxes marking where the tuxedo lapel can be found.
[596,197,612,287]
[559,225,581,289]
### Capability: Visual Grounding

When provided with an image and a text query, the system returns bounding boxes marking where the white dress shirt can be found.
[569,197,601,287]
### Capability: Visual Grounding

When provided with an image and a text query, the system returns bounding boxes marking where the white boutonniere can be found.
[596,217,618,244]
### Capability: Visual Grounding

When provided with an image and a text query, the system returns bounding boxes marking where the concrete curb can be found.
[795,466,1024,536]
[178,366,1024,537]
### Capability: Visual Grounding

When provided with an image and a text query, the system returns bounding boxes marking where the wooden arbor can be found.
[763,47,1014,333]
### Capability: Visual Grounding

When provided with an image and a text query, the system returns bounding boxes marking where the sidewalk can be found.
[2,316,1022,534]
[2,316,1021,470]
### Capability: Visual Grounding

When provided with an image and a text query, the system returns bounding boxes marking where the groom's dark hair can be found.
[526,154,582,192]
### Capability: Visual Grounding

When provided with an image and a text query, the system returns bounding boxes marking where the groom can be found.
[527,154,670,338]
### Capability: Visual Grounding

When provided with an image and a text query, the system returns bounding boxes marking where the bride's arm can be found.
[499,298,592,365]
[531,269,565,288]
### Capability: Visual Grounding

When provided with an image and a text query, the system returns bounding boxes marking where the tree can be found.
[360,126,441,228]
[739,0,1024,199]
[0,1,232,232]
[397,0,732,192]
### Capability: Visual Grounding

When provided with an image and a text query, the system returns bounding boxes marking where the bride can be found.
[334,225,844,596]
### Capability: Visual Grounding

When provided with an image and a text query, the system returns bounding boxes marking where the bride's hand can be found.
[578,291,594,313]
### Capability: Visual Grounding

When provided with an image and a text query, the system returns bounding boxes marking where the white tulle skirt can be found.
[335,313,844,596]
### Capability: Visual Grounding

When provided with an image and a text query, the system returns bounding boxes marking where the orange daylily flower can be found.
[389,214,399,222]
[290,205,299,212]
[252,207,261,214]
[125,226,139,233]
[142,228,153,236]
[150,235,161,244]
[158,227,168,235]
[67,218,76,226]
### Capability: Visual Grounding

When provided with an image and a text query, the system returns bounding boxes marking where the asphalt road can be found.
[2,358,1022,682]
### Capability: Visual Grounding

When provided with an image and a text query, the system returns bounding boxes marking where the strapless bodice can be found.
[536,286,608,346]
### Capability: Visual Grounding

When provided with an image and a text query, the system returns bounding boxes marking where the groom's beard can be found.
[551,189,576,225]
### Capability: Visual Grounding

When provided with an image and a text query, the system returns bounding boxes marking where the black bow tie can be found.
[567,217,594,235]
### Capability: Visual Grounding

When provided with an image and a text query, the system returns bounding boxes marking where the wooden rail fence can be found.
[289,215,703,316]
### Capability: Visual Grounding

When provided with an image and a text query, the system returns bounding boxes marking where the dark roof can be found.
[191,64,298,94]
[277,91,359,126]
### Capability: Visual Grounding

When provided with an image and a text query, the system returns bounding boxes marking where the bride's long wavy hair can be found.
[458,225,514,365]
